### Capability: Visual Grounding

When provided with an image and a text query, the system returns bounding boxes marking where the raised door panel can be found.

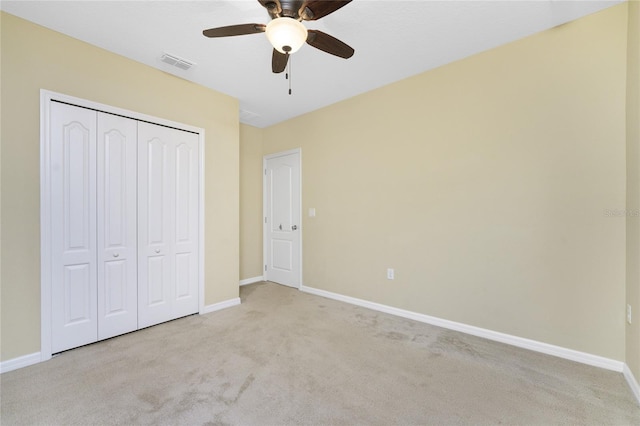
[50,102,98,353]
[97,113,138,340]
[271,165,293,231]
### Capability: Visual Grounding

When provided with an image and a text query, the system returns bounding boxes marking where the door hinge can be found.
[265,217,267,223]
[265,265,267,271]
[264,169,267,175]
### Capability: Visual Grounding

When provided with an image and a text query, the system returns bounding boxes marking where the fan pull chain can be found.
[286,53,292,95]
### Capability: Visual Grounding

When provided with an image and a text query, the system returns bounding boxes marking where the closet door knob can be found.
[113,253,119,258]
[155,249,161,254]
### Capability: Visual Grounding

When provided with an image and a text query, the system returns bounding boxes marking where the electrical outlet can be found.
[628,304,633,325]
[387,268,394,280]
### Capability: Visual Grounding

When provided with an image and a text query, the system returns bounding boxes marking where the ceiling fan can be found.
[203,0,355,74]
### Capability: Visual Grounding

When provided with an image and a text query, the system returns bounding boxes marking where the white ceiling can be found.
[1,0,624,128]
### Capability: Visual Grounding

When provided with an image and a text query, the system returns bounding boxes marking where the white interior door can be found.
[50,102,98,353]
[138,122,199,328]
[96,112,138,340]
[264,150,301,288]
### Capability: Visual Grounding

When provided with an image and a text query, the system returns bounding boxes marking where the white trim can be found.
[200,297,241,315]
[624,363,640,405]
[240,276,264,286]
[40,91,53,363]
[0,352,41,374]
[298,149,303,288]
[263,148,303,289]
[198,127,206,316]
[300,285,625,373]
[41,89,206,359]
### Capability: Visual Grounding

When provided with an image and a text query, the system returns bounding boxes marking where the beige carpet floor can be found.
[1,281,639,425]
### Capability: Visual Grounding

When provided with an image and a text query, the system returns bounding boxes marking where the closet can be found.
[47,100,200,354]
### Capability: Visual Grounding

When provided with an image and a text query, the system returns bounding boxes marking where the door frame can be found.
[40,89,206,361]
[263,148,303,288]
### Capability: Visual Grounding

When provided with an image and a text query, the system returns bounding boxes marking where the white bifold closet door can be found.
[137,122,199,329]
[50,103,138,353]
[96,112,138,341]
[50,102,99,353]
[50,101,199,354]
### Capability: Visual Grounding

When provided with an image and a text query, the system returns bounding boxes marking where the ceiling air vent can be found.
[240,109,260,123]
[160,53,195,70]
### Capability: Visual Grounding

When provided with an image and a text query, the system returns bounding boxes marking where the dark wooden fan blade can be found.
[203,23,266,38]
[299,0,352,21]
[258,0,282,19]
[272,49,289,73]
[306,30,354,59]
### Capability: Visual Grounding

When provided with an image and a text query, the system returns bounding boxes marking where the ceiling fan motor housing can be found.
[279,0,306,19]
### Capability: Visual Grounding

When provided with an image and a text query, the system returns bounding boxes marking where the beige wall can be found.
[0,13,239,361]
[239,124,264,280]
[627,0,640,378]
[260,4,628,360]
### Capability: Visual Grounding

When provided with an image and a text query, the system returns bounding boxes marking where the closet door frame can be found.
[40,90,206,361]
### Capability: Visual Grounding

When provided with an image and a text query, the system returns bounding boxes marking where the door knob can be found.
[292,225,297,230]
[155,249,160,253]
[113,253,119,258]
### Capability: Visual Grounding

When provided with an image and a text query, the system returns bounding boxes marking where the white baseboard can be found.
[300,285,624,373]
[624,363,640,405]
[200,297,241,315]
[0,352,42,374]
[240,276,264,286]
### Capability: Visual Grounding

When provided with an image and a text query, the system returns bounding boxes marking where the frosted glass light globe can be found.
[265,17,308,54]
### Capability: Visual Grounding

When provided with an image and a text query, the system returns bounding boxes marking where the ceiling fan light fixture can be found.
[265,17,307,54]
